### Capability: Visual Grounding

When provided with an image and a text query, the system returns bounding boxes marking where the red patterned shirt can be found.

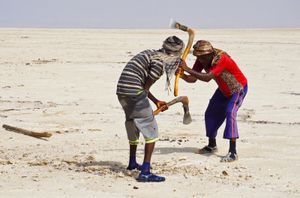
[192,49,247,97]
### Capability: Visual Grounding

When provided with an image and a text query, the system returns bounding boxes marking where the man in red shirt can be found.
[178,40,248,162]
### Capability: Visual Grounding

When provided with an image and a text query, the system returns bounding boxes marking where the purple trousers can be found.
[205,85,248,139]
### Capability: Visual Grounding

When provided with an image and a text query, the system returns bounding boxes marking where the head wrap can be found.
[157,36,184,93]
[162,36,184,56]
[193,40,214,56]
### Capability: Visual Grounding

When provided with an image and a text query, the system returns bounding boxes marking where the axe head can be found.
[153,96,192,124]
[182,104,192,125]
[168,18,188,31]
[169,18,178,29]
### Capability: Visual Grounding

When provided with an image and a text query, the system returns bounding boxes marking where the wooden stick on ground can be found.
[2,124,52,138]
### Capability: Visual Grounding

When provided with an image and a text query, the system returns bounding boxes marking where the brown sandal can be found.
[197,146,218,154]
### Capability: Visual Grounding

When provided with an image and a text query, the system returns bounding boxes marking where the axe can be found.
[169,18,195,96]
[153,96,192,125]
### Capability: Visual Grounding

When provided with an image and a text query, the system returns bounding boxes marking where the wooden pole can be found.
[2,124,52,138]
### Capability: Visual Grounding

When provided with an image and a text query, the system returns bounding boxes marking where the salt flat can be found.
[0,28,299,197]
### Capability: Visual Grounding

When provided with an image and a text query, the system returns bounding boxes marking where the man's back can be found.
[116,49,164,96]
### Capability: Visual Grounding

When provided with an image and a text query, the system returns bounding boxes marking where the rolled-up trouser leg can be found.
[223,85,247,139]
[125,120,140,145]
[118,91,159,144]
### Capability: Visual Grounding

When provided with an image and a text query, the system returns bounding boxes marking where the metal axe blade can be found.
[182,104,192,125]
[168,18,177,29]
[169,18,188,31]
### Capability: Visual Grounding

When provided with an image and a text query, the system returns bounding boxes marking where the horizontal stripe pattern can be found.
[117,50,164,95]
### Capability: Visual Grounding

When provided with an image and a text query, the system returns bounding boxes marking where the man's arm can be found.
[144,77,168,111]
[144,78,156,101]
[180,73,197,83]
[179,61,214,82]
[184,68,214,82]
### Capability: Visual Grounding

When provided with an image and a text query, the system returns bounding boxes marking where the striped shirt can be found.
[116,50,165,96]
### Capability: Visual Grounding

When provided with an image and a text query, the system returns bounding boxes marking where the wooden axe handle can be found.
[153,96,189,116]
[174,27,194,96]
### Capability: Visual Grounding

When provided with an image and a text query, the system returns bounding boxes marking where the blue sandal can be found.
[137,173,166,182]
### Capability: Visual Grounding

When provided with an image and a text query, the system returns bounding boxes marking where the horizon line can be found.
[0,27,299,31]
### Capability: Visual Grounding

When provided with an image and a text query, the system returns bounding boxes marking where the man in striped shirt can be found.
[117,36,184,182]
[179,40,248,162]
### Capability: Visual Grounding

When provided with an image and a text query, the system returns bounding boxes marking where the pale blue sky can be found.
[0,0,299,28]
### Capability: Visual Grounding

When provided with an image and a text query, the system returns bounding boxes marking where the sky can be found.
[0,0,299,29]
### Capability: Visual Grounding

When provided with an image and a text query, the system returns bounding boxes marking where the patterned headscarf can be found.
[193,40,214,56]
[159,36,184,93]
[162,36,184,56]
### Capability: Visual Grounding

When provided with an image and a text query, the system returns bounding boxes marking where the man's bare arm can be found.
[180,73,197,83]
[184,69,214,82]
[144,77,168,111]
[144,78,158,104]
[178,59,213,82]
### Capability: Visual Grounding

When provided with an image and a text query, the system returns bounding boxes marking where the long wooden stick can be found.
[2,124,52,138]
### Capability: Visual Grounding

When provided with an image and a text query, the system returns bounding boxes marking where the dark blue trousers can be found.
[205,85,248,139]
